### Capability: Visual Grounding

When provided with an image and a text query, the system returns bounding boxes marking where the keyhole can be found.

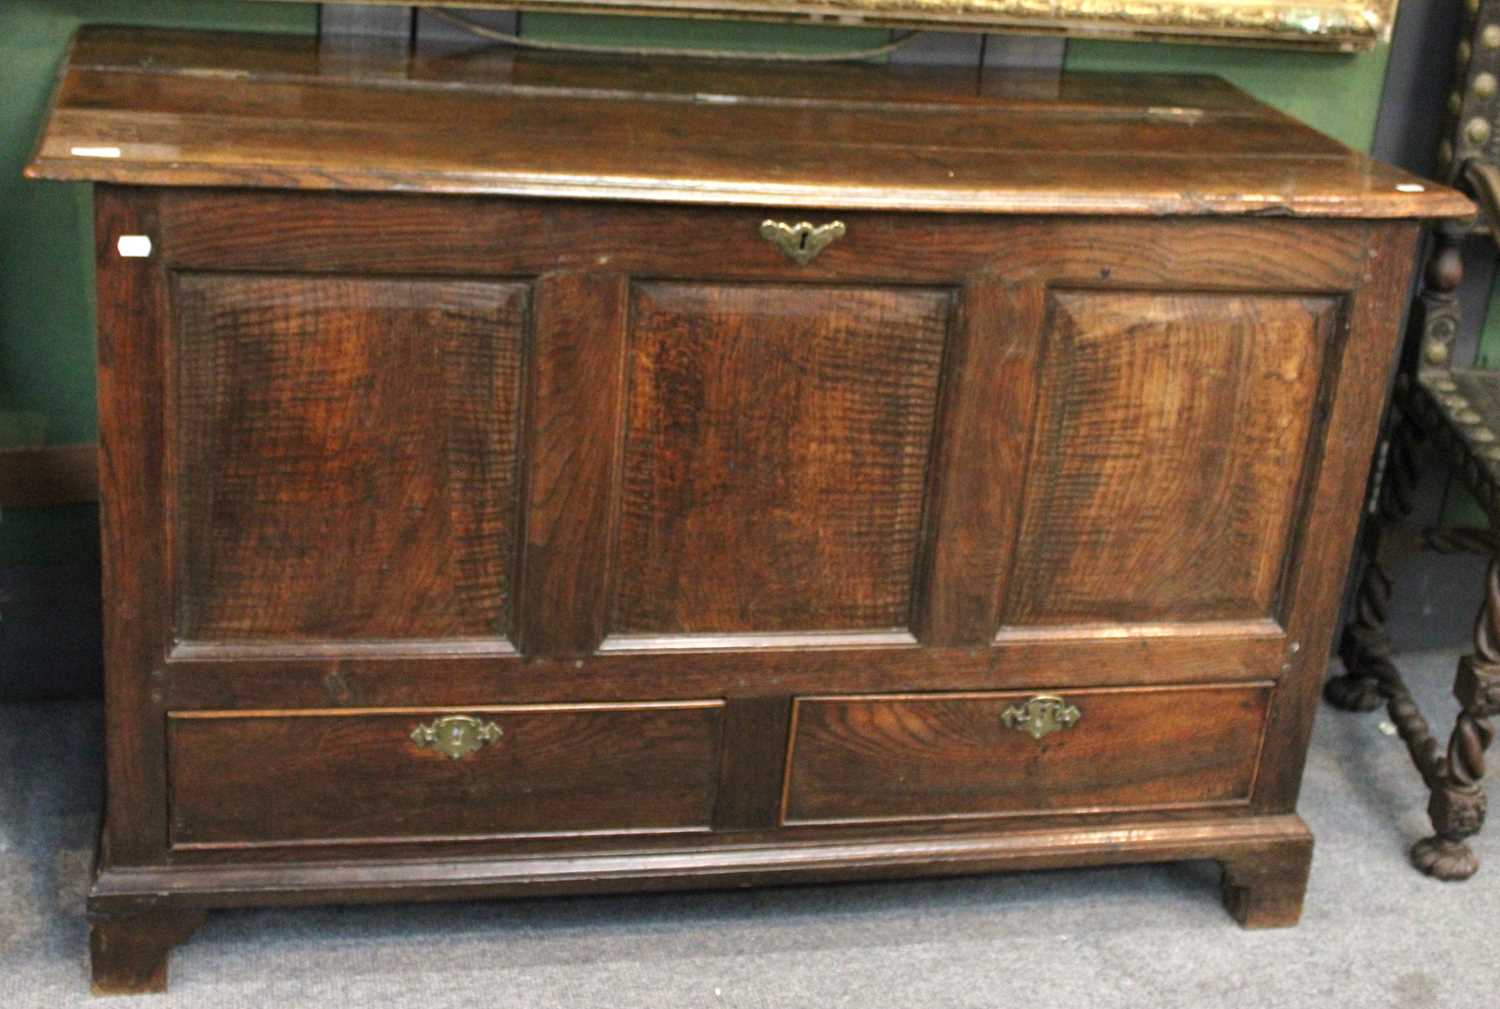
[799,231,810,251]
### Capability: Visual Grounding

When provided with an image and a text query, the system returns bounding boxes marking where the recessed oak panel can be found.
[1002,291,1334,626]
[174,273,527,641]
[168,702,724,846]
[783,684,1270,824]
[612,282,951,635]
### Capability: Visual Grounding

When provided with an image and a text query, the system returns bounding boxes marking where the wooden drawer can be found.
[782,685,1271,825]
[168,702,724,848]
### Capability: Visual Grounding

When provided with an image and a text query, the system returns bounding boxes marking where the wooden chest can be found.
[27,27,1471,994]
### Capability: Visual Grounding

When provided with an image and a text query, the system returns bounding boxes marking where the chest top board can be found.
[27,26,1471,995]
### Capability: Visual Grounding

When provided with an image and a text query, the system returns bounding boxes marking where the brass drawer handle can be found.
[410,715,503,760]
[1001,695,1081,740]
[759,219,845,265]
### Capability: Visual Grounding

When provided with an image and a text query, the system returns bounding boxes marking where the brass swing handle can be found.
[759,219,846,265]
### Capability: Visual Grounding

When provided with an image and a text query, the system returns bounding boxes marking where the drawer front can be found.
[168,702,724,848]
[783,685,1270,825]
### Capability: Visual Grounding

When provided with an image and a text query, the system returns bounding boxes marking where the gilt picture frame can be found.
[306,0,1398,51]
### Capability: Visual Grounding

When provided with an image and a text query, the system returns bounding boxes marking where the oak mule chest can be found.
[27,26,1470,994]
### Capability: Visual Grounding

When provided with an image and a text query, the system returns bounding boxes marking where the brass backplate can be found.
[410,715,504,760]
[759,219,845,266]
[1001,695,1081,741]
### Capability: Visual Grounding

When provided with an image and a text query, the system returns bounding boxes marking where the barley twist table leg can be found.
[1412,554,1500,880]
[1329,417,1425,713]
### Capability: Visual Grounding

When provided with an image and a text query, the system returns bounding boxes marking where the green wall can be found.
[1481,272,1500,369]
[0,5,1397,567]
[0,1,315,567]
[1065,40,1392,153]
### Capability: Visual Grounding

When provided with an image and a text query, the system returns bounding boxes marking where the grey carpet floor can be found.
[4,651,1497,1008]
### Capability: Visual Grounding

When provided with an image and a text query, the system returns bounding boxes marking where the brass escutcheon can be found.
[410,715,503,760]
[1001,695,1081,741]
[759,219,846,265]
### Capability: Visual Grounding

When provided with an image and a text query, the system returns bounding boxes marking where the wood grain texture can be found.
[612,283,950,635]
[62,57,1439,971]
[150,192,1379,291]
[94,186,171,865]
[44,27,1281,112]
[517,274,627,657]
[713,695,795,831]
[88,908,206,995]
[173,273,526,642]
[51,68,1344,163]
[921,280,1044,645]
[161,626,1292,710]
[168,703,724,847]
[87,814,1315,920]
[1253,223,1425,812]
[783,685,1271,824]
[1220,832,1314,927]
[1003,292,1335,626]
[150,804,1275,868]
[26,28,1473,219]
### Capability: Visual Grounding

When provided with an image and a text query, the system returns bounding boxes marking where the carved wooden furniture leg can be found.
[1411,555,1500,879]
[1328,415,1426,713]
[1219,834,1314,929]
[1320,210,1500,879]
[1330,222,1466,712]
[89,908,207,996]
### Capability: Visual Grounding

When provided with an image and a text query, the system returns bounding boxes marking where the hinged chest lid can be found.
[27,26,1472,219]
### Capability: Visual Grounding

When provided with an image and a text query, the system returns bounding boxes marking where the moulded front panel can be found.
[610,282,952,638]
[1001,291,1335,628]
[606,278,948,638]
[173,273,528,643]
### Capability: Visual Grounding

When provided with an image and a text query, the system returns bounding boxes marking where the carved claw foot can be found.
[1323,671,1385,713]
[1411,836,1480,880]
